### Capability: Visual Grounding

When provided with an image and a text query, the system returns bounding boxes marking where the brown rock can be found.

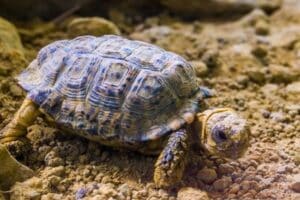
[177,187,210,200]
[218,164,235,175]
[161,0,282,17]
[229,183,240,194]
[67,17,120,38]
[286,82,300,95]
[43,166,65,177]
[0,17,24,52]
[0,144,34,190]
[197,168,218,184]
[291,182,300,193]
[246,68,266,84]
[213,176,232,191]
[268,64,298,83]
[41,193,63,200]
[9,84,24,97]
[291,174,300,193]
[10,177,43,200]
[255,20,270,35]
[191,60,208,77]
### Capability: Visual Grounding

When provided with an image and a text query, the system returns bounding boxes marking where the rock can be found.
[41,193,63,200]
[201,49,219,68]
[0,144,34,190]
[96,183,118,198]
[257,0,283,13]
[43,166,65,177]
[191,60,208,77]
[286,82,300,95]
[240,180,259,191]
[118,183,131,197]
[9,84,24,97]
[255,19,270,35]
[0,17,23,52]
[0,17,26,75]
[236,75,249,86]
[10,177,43,200]
[291,182,300,193]
[267,64,298,83]
[239,9,268,26]
[251,45,268,59]
[44,151,64,167]
[269,26,300,48]
[27,125,57,145]
[48,175,62,187]
[229,183,240,194]
[213,176,232,191]
[270,112,286,122]
[161,0,282,18]
[290,174,300,193]
[294,154,300,165]
[177,187,210,200]
[218,164,235,175]
[197,167,218,184]
[277,165,288,174]
[67,17,120,38]
[246,68,266,84]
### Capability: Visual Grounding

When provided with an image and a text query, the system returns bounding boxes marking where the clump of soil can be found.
[0,1,299,200]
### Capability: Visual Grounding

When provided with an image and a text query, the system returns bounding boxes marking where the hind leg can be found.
[0,97,40,143]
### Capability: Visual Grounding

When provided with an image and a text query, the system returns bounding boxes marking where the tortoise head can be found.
[197,108,250,159]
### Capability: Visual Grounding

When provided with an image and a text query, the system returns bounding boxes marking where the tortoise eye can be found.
[212,126,227,143]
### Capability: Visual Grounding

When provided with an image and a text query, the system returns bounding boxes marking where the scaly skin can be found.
[0,98,40,144]
[154,128,189,187]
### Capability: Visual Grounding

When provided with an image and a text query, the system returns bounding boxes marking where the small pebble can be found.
[9,84,24,97]
[75,188,88,200]
[218,164,235,175]
[291,174,300,193]
[190,60,208,77]
[291,182,300,193]
[197,168,217,184]
[213,176,232,191]
[177,187,210,200]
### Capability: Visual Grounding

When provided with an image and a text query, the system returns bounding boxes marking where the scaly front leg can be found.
[0,97,40,143]
[154,128,189,187]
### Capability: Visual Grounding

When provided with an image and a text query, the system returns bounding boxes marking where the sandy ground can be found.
[0,0,299,200]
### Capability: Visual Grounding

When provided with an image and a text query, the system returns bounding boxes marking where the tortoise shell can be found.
[17,35,203,149]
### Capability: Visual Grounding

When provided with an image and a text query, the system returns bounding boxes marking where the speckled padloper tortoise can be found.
[0,35,249,187]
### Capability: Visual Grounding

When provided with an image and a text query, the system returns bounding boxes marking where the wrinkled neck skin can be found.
[189,118,202,145]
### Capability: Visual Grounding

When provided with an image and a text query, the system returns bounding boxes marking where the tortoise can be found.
[0,35,249,187]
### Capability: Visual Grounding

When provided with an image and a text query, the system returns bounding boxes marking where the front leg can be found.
[0,97,40,143]
[154,128,189,187]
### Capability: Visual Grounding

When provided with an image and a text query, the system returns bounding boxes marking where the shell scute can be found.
[87,59,138,110]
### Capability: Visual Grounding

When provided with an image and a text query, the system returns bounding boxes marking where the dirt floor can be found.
[0,0,299,200]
